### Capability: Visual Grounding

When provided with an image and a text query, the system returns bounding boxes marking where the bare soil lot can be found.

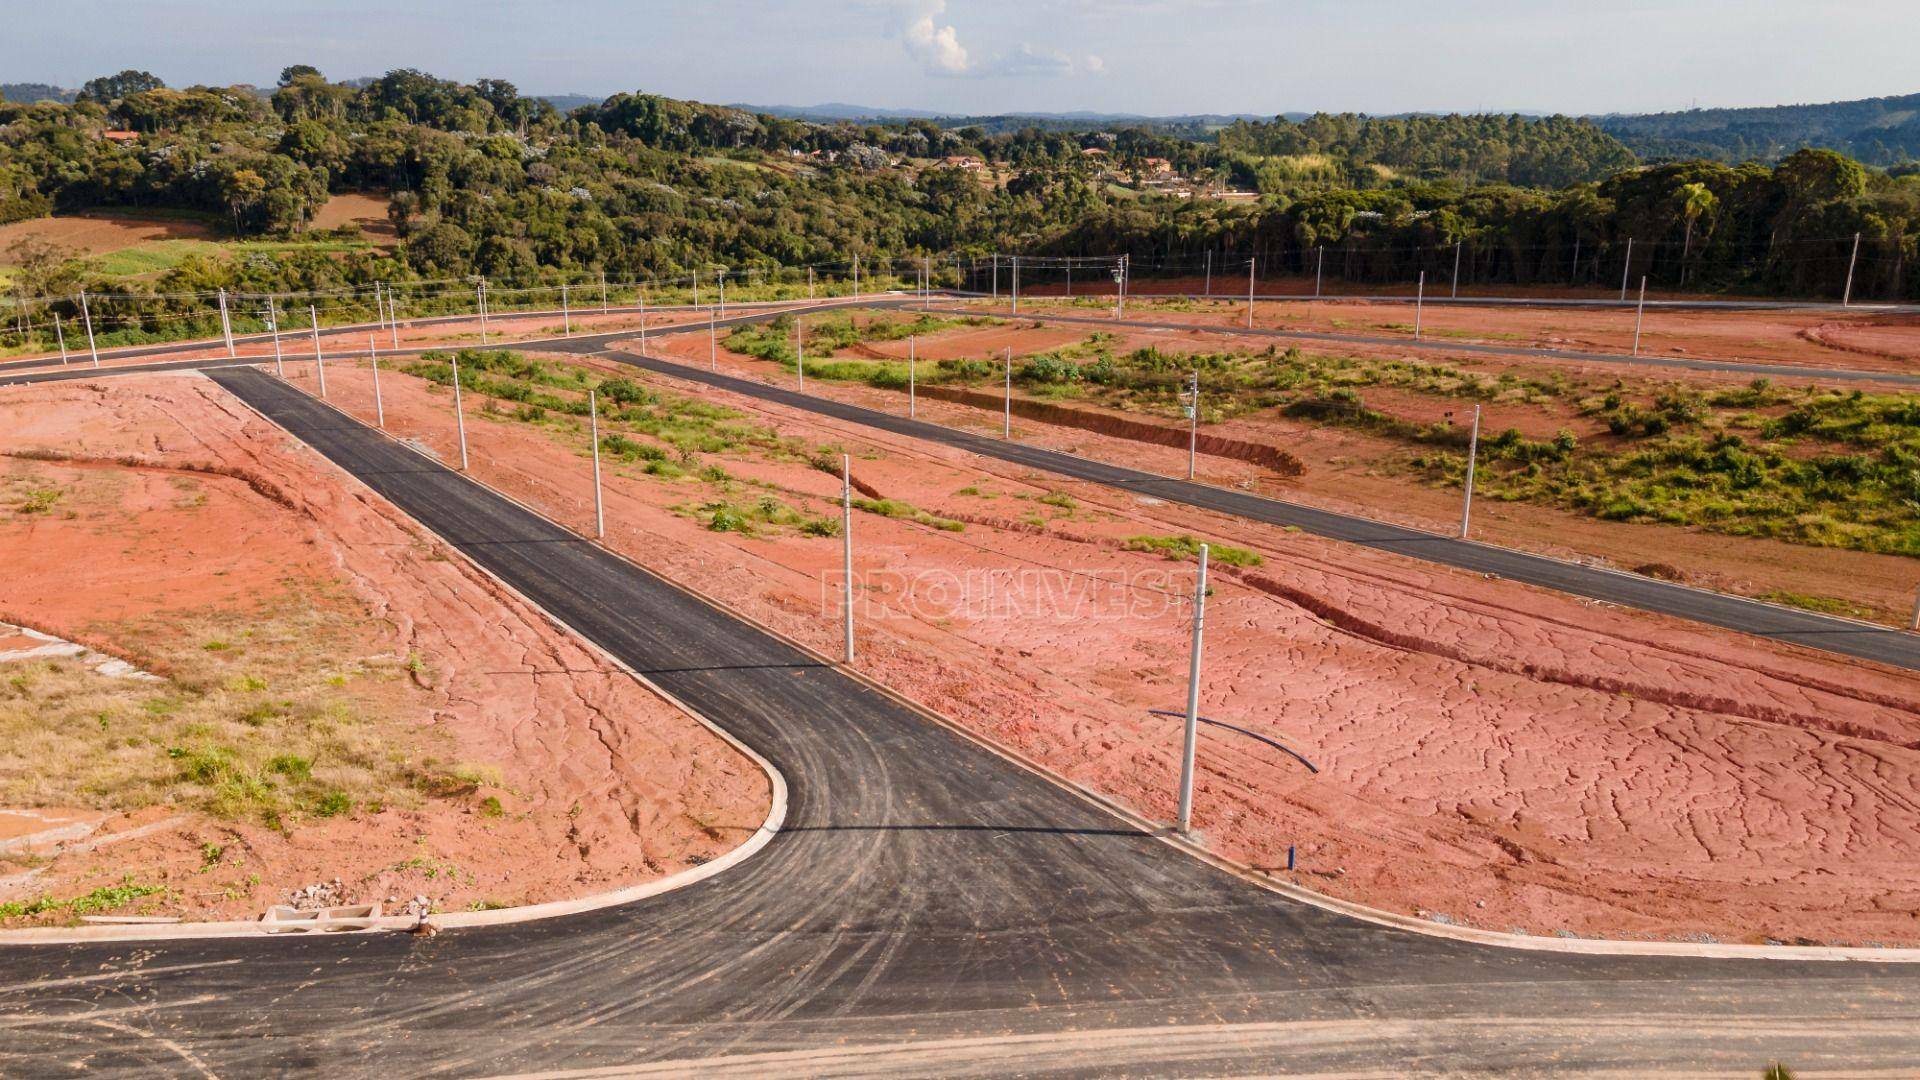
[0,374,768,925]
[297,344,1920,946]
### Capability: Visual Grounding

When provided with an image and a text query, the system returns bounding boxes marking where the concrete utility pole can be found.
[315,335,329,399]
[709,312,717,370]
[853,254,860,297]
[370,337,385,429]
[1843,232,1862,307]
[1204,250,1211,298]
[1185,370,1199,480]
[1012,254,1020,314]
[589,389,604,539]
[80,292,99,368]
[1003,347,1013,438]
[795,316,805,388]
[1415,271,1425,340]
[718,270,727,316]
[1175,542,1210,836]
[638,289,648,349]
[54,313,67,365]
[1633,276,1648,356]
[1119,254,1130,318]
[477,282,489,344]
[268,301,284,378]
[694,268,701,309]
[217,288,235,357]
[1571,236,1581,285]
[561,284,571,337]
[307,305,323,388]
[1315,246,1324,299]
[908,336,917,419]
[808,266,815,299]
[1451,241,1462,299]
[599,270,608,314]
[1246,256,1256,328]
[1620,238,1634,302]
[451,355,470,472]
[1910,586,1920,632]
[992,255,999,301]
[841,454,855,664]
[1459,404,1481,539]
[386,288,399,349]
[373,282,384,337]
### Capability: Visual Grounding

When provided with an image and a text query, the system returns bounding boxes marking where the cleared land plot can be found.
[0,374,768,925]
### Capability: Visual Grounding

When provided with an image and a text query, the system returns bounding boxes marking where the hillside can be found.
[1600,92,1920,166]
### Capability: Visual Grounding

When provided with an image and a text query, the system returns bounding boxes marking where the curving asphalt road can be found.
[3,367,1916,1077]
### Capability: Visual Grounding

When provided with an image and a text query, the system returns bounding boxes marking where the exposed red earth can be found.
[0,375,769,923]
[990,293,1920,376]
[298,345,1920,946]
[667,317,1920,625]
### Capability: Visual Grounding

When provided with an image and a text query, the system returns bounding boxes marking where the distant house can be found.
[938,155,983,171]
[1141,157,1174,176]
[100,129,138,144]
[1080,147,1108,157]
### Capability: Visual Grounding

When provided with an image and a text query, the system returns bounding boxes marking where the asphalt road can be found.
[3,366,1915,1078]
[933,302,1920,387]
[592,344,1920,672]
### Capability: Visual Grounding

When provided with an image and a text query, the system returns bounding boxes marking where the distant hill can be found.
[1598,92,1920,166]
[539,93,602,112]
[1,83,78,104]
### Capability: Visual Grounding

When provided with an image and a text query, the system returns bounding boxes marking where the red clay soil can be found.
[0,375,768,922]
[304,348,1920,946]
[986,295,1920,377]
[666,320,1920,624]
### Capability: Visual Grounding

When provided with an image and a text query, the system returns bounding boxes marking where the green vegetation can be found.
[0,879,165,921]
[853,497,966,532]
[1124,534,1264,567]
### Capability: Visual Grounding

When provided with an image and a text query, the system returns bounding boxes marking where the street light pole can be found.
[709,312,717,370]
[796,316,805,388]
[561,283,571,337]
[1620,238,1634,302]
[54,313,68,365]
[217,288,235,357]
[1176,543,1210,835]
[1633,276,1648,356]
[1459,404,1481,539]
[1185,370,1199,480]
[307,305,323,389]
[370,336,385,429]
[1315,245,1324,299]
[1415,271,1425,340]
[1451,241,1462,299]
[451,354,470,471]
[841,454,855,664]
[80,291,99,368]
[268,300,285,378]
[589,389,604,540]
[1246,256,1255,329]
[1012,254,1019,314]
[1843,232,1862,307]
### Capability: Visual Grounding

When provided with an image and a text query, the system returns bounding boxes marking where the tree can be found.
[278,65,322,87]
[79,70,165,104]
[1678,182,1719,280]
[224,168,268,234]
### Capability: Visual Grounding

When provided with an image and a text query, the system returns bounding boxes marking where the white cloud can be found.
[902,1,972,75]
[1083,54,1105,73]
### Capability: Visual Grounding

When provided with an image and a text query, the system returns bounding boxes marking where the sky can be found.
[6,0,1919,117]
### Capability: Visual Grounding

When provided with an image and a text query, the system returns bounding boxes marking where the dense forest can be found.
[2,68,1918,321]
[1600,92,1920,167]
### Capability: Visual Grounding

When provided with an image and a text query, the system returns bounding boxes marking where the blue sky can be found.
[6,0,1918,116]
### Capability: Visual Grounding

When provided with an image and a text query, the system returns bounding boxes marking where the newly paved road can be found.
[936,301,1920,387]
[591,343,1920,672]
[3,367,1915,1078]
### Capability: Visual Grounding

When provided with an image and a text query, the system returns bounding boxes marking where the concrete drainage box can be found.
[260,903,384,933]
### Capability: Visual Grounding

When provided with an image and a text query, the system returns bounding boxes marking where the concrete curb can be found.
[0,369,789,946]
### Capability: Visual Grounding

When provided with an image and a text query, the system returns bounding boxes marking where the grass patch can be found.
[0,879,165,922]
[1124,534,1264,567]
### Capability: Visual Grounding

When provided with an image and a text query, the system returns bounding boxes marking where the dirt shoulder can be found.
[0,374,769,925]
[303,344,1920,947]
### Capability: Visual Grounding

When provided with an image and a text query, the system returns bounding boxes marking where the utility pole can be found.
[1119,254,1130,318]
[992,255,999,301]
[80,292,99,368]
[709,312,717,370]
[307,305,323,383]
[477,281,488,344]
[1910,586,1920,633]
[841,454,855,664]
[719,269,727,316]
[1620,238,1634,302]
[54,313,67,365]
[1451,241,1462,299]
[315,334,329,399]
[1176,543,1209,836]
[589,389,604,539]
[386,287,399,349]
[908,336,917,419]
[267,300,284,378]
[1246,256,1255,328]
[1633,276,1648,356]
[1415,271,1425,340]
[370,337,385,429]
[1204,250,1211,298]
[1459,404,1481,539]
[1012,254,1020,314]
[1315,246,1324,299]
[1843,232,1862,307]
[451,354,470,471]
[217,288,235,357]
[694,268,701,309]
[1571,236,1581,286]
[1184,370,1199,480]
[638,288,648,350]
[599,270,608,314]
[795,316,805,388]
[853,254,860,297]
[1003,347,1013,438]
[808,266,815,299]
[561,283,571,337]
